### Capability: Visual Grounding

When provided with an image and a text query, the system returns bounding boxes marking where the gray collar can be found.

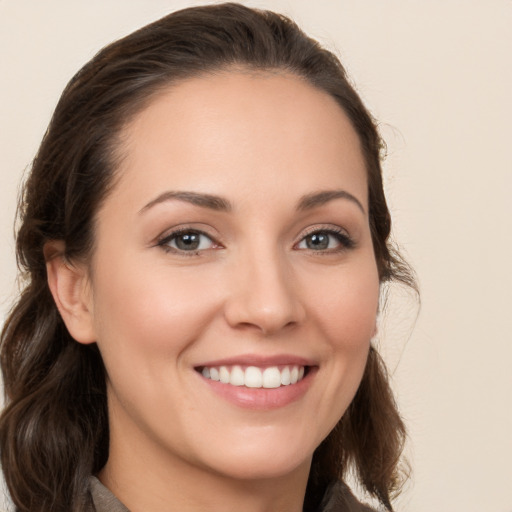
[89,476,130,512]
[88,476,376,512]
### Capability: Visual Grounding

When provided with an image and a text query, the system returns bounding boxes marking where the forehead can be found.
[112,70,367,210]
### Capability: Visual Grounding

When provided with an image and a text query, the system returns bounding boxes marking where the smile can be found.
[200,365,306,388]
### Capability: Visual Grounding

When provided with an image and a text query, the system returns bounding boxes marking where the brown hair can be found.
[0,4,415,511]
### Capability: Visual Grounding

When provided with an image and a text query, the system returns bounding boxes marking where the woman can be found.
[0,3,415,511]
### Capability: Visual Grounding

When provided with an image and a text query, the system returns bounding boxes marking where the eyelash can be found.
[157,228,219,256]
[156,226,355,256]
[295,226,355,253]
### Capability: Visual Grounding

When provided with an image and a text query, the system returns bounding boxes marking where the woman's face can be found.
[84,71,380,482]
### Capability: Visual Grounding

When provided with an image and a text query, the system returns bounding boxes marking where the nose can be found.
[223,249,306,336]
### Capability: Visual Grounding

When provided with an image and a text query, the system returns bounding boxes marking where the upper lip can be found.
[195,354,317,368]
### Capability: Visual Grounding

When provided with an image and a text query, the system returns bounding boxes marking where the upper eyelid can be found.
[156,225,221,245]
[296,224,350,240]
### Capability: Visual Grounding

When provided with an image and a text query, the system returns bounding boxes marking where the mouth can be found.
[194,355,317,409]
[196,364,309,389]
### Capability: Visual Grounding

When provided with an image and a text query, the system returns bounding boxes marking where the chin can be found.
[210,452,311,482]
[191,431,317,482]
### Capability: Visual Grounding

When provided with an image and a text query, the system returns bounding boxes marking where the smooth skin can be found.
[47,71,380,512]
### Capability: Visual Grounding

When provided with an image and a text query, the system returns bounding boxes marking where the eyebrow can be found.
[139,188,365,215]
[139,190,232,214]
[297,190,365,214]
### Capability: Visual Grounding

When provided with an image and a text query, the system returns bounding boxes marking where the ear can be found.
[44,241,96,344]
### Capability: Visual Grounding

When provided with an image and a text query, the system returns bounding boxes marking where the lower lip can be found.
[198,368,317,410]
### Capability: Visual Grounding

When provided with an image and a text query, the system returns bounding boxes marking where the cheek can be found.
[295,256,380,443]
[304,258,380,350]
[89,261,225,433]
[90,256,222,363]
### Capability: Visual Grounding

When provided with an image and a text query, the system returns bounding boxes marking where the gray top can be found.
[88,477,129,512]
[87,476,377,512]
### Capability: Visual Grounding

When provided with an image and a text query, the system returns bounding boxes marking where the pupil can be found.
[176,233,200,250]
[307,233,328,250]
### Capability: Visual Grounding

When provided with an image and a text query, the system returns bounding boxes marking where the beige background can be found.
[1,1,511,511]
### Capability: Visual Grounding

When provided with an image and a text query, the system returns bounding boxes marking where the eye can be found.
[158,229,218,253]
[296,229,354,252]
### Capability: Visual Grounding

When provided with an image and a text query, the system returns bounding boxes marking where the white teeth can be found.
[262,367,281,388]
[229,365,245,386]
[219,366,230,384]
[201,364,307,388]
[245,366,263,388]
[280,366,291,386]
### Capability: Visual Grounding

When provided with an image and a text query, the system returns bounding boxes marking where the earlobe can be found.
[44,241,96,345]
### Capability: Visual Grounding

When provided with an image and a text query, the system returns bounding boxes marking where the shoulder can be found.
[85,476,376,512]
[86,476,130,512]
[319,480,379,512]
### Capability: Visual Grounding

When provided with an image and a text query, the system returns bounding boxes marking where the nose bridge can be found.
[224,241,304,334]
